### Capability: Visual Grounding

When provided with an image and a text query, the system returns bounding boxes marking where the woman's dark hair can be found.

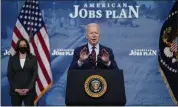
[15,38,30,54]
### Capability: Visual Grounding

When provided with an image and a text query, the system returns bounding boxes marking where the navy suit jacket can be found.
[7,53,38,95]
[69,44,119,70]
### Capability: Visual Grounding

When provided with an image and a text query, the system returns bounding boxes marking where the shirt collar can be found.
[88,42,99,50]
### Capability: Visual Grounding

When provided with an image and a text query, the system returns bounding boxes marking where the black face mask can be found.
[19,47,28,54]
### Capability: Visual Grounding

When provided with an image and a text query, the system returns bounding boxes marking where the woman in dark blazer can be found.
[7,38,38,106]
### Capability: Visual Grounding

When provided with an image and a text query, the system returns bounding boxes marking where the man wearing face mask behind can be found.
[69,23,119,70]
[7,38,38,106]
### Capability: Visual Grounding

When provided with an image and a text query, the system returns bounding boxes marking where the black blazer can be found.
[7,53,38,95]
[69,44,119,70]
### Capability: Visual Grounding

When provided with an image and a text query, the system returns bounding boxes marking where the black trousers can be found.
[11,94,35,106]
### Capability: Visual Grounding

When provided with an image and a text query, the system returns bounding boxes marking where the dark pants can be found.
[11,94,35,106]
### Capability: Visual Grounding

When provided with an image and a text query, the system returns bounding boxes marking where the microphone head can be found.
[89,54,93,63]
[97,55,101,63]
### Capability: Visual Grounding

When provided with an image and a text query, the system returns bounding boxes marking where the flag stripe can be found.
[37,31,50,63]
[40,27,50,50]
[35,35,52,79]
[172,47,176,50]
[10,47,16,55]
[31,39,51,84]
[14,26,23,39]
[36,76,44,91]
[11,40,16,51]
[29,43,35,55]
[36,83,41,96]
[16,20,30,41]
[170,42,178,52]
[12,32,19,43]
[40,27,50,51]
[38,63,48,88]
[44,26,47,33]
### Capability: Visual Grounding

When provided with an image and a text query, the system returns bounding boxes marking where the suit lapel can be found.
[99,44,104,56]
[16,55,22,70]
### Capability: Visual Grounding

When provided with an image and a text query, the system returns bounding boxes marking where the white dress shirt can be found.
[20,58,26,68]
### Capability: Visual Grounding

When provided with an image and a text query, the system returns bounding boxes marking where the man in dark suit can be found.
[69,23,119,70]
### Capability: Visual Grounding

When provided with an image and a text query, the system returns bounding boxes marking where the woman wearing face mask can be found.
[7,38,38,106]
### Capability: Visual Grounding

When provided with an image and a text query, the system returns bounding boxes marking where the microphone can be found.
[97,49,104,64]
[89,54,97,69]
[97,55,101,64]
[88,54,93,63]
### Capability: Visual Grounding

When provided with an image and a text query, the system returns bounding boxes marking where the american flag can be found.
[170,41,177,52]
[10,0,52,104]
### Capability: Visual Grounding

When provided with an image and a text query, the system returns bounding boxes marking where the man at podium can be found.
[69,23,119,70]
[66,23,126,106]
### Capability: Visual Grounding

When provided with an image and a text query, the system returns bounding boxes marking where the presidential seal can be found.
[84,75,107,98]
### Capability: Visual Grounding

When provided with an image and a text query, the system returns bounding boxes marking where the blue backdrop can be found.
[1,0,176,106]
